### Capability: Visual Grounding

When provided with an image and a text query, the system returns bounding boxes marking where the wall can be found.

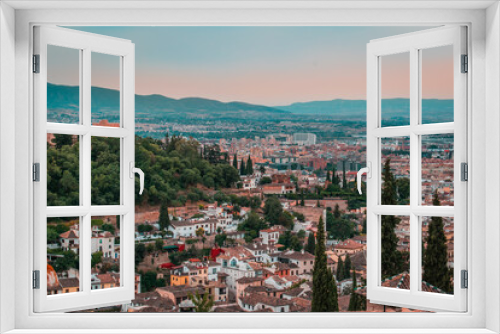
[0,2,16,333]
[485,2,500,333]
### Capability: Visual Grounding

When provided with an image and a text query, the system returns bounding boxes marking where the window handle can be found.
[129,162,145,195]
[357,162,371,195]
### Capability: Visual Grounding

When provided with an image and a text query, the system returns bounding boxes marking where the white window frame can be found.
[365,26,467,312]
[33,26,136,312]
[0,2,498,334]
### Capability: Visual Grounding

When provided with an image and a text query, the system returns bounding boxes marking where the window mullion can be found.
[409,47,420,293]
[81,47,92,295]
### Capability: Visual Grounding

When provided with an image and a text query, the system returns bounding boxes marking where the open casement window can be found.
[33,26,138,312]
[365,26,467,312]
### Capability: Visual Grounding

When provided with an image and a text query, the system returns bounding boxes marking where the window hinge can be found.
[461,162,468,181]
[461,54,468,73]
[33,54,40,73]
[33,163,40,182]
[461,270,468,289]
[33,270,40,289]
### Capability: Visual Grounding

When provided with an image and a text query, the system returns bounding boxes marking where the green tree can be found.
[135,243,146,266]
[337,257,345,281]
[215,233,227,247]
[344,254,352,279]
[396,177,410,205]
[342,161,347,189]
[102,223,115,234]
[264,197,283,225]
[348,269,364,311]
[259,165,266,174]
[246,155,253,175]
[422,191,452,293]
[306,232,315,254]
[154,204,169,230]
[233,154,238,169]
[381,158,404,279]
[141,271,158,292]
[188,289,214,312]
[91,251,103,269]
[278,211,294,229]
[155,238,164,252]
[312,216,337,312]
[53,134,73,149]
[239,159,246,176]
[326,269,339,312]
[300,190,305,206]
[260,176,272,185]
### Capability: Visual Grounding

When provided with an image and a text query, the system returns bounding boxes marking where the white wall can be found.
[485,3,500,333]
[0,2,16,333]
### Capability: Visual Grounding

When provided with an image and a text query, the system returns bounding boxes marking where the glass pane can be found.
[47,217,80,295]
[421,216,454,294]
[380,215,410,288]
[47,133,80,206]
[421,45,454,124]
[47,45,80,124]
[91,137,120,205]
[91,52,121,127]
[381,137,410,205]
[381,52,410,127]
[421,134,454,206]
[91,216,121,290]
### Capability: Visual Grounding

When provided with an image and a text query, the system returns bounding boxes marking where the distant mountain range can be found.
[277,98,454,123]
[47,83,454,124]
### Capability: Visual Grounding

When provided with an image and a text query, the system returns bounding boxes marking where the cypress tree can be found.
[342,161,347,189]
[344,254,352,279]
[246,155,253,175]
[348,269,362,311]
[232,154,238,169]
[325,269,339,312]
[312,216,335,312]
[300,190,305,206]
[317,199,321,208]
[381,158,403,279]
[423,191,452,293]
[326,170,332,182]
[337,257,344,281]
[332,166,339,187]
[306,232,316,254]
[159,202,170,231]
[239,159,246,176]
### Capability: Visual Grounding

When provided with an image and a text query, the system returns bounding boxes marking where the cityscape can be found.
[44,26,455,313]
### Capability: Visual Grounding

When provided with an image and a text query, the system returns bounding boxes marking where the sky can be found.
[47,26,453,106]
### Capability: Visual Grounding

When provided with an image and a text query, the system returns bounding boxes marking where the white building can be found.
[293,133,317,146]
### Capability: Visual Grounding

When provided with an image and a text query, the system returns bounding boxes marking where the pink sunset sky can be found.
[48,26,454,106]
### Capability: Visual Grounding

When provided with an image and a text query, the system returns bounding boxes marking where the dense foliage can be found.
[46,134,240,207]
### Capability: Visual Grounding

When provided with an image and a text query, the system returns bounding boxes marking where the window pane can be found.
[47,133,80,206]
[421,45,454,124]
[421,216,454,294]
[381,137,410,205]
[91,137,120,205]
[92,52,121,127]
[421,134,454,206]
[380,215,410,288]
[381,52,410,127]
[47,217,80,295]
[91,216,121,290]
[47,45,80,124]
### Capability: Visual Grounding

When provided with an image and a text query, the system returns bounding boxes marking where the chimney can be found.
[301,249,305,254]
